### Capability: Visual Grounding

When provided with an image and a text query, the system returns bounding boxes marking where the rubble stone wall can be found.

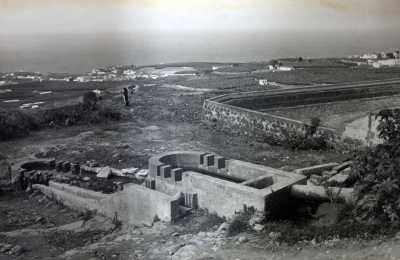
[202,81,400,143]
[202,99,337,143]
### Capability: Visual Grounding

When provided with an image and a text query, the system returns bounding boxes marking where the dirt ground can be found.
[2,74,400,259]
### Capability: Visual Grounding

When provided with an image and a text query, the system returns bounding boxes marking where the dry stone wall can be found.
[202,81,400,143]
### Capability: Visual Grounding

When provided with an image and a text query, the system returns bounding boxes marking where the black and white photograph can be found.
[1,0,400,259]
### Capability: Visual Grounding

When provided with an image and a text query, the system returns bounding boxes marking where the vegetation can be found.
[0,92,122,141]
[0,109,40,140]
[352,109,400,224]
[274,117,330,150]
[82,91,98,111]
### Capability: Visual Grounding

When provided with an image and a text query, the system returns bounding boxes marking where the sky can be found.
[0,0,399,34]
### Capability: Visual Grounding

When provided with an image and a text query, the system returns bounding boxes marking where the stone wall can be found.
[203,99,337,143]
[202,80,400,143]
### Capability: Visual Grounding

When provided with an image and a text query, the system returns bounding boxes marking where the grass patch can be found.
[0,100,123,141]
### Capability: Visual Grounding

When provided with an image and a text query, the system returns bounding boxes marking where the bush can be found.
[0,109,40,140]
[278,118,330,150]
[82,91,98,111]
[352,109,400,224]
[0,95,122,141]
[42,105,85,126]
[227,210,253,236]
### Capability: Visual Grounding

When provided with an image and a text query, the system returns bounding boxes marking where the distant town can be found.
[1,49,399,87]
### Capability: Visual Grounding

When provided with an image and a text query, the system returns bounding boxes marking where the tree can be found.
[82,91,98,111]
[352,108,400,224]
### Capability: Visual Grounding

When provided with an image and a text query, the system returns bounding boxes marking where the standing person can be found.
[122,87,130,106]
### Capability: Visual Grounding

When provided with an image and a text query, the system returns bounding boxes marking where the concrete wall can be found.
[181,171,266,217]
[202,81,400,143]
[227,160,294,181]
[100,184,180,225]
[147,152,306,218]
[34,181,180,226]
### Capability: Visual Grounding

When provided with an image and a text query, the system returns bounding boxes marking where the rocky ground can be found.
[1,77,399,259]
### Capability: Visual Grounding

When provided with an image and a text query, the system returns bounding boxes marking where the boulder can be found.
[252,224,265,232]
[216,222,230,234]
[135,169,149,179]
[171,244,215,260]
[96,166,112,179]
[248,211,265,226]
[0,160,12,187]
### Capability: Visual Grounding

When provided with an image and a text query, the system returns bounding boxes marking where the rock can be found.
[8,245,24,256]
[238,236,248,243]
[253,224,265,232]
[35,216,44,223]
[217,222,230,234]
[0,160,11,187]
[327,173,350,187]
[135,169,148,178]
[145,125,160,131]
[0,243,13,253]
[96,166,112,179]
[249,211,265,226]
[171,244,214,260]
[268,232,281,241]
[82,177,91,182]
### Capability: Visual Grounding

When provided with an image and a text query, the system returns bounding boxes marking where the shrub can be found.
[352,109,400,224]
[282,129,329,150]
[0,96,122,141]
[227,209,254,236]
[277,118,329,150]
[82,91,98,111]
[0,109,40,140]
[42,105,85,126]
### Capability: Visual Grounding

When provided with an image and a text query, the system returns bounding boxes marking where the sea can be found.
[1,29,400,74]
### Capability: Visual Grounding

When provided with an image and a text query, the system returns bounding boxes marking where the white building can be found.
[268,65,295,72]
[372,59,400,68]
[258,79,269,86]
[361,53,378,60]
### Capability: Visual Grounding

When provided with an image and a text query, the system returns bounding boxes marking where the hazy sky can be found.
[1,0,399,34]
